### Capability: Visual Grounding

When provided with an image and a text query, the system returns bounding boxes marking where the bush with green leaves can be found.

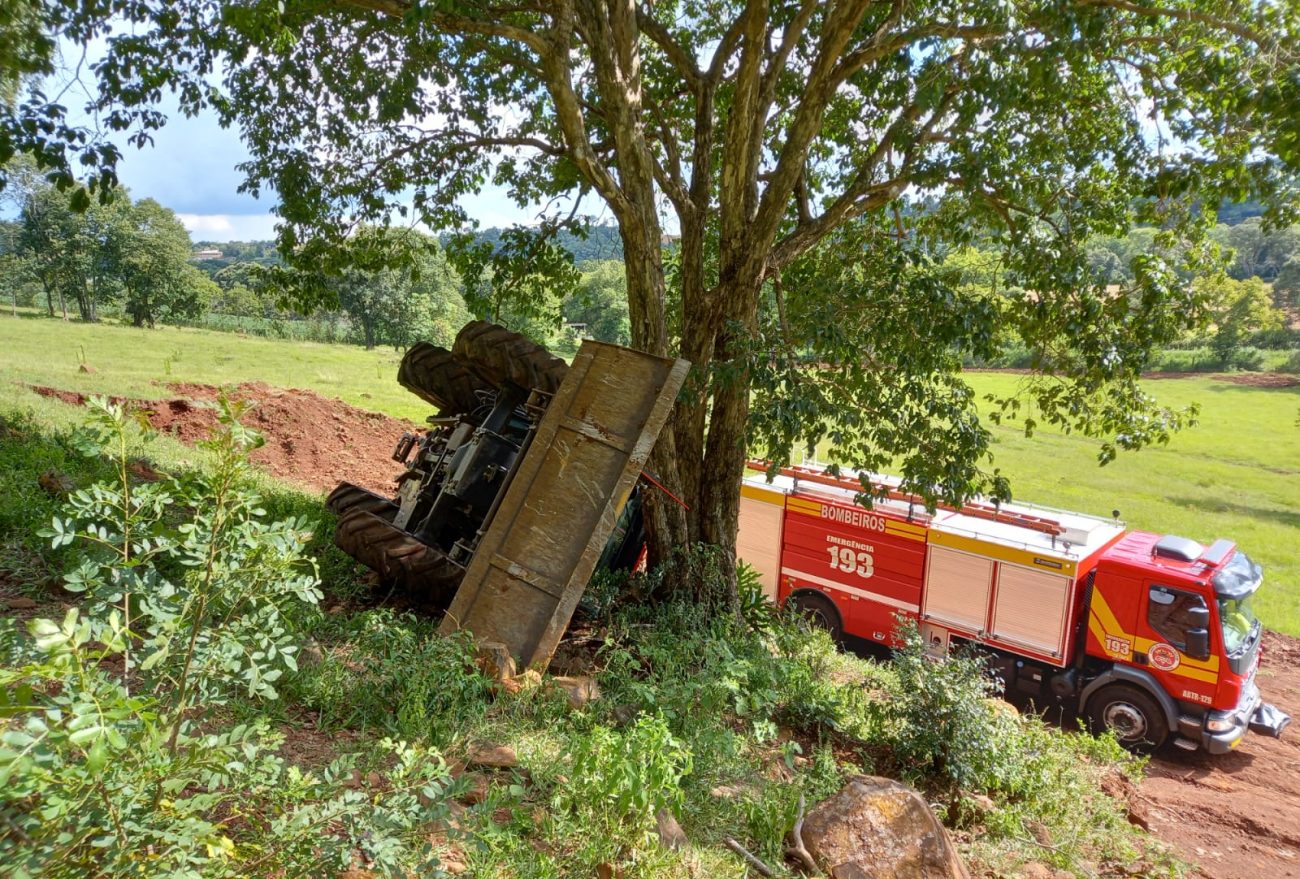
[884,620,1016,792]
[0,396,455,878]
[562,712,693,839]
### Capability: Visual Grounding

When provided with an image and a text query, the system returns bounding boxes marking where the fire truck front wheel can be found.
[788,592,843,644]
[1086,684,1169,752]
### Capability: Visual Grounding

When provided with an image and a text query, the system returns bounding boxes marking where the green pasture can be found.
[955,373,1300,636]
[0,311,431,423]
[2,312,1297,634]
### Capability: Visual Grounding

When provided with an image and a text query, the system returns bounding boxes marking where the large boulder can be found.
[799,775,971,879]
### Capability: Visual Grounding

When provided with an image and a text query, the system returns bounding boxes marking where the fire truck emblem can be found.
[1148,643,1181,671]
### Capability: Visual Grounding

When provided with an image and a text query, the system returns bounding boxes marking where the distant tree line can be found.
[4,174,1290,371]
[1,173,634,352]
[943,218,1299,372]
[2,162,217,327]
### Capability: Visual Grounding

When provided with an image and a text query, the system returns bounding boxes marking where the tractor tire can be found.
[788,591,844,644]
[397,342,493,415]
[1085,683,1169,753]
[326,481,399,522]
[452,320,568,396]
[334,509,465,603]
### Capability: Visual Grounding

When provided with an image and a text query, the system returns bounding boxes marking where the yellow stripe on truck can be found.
[1088,591,1221,684]
[786,497,822,517]
[740,483,786,505]
[927,529,1078,577]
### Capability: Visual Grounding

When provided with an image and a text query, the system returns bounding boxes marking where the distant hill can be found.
[191,240,283,275]
[194,225,625,275]
[443,224,624,264]
[1216,200,1266,226]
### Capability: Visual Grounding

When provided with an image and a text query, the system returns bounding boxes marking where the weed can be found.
[563,713,693,840]
[286,608,493,748]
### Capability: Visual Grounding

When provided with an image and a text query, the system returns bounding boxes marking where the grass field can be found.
[3,312,1297,634]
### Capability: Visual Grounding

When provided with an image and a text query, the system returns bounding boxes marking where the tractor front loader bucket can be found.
[440,340,688,670]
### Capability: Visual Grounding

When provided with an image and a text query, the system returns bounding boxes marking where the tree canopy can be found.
[6,0,1300,583]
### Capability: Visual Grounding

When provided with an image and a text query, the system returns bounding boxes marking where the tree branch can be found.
[342,0,548,51]
[636,7,703,88]
[1076,0,1271,47]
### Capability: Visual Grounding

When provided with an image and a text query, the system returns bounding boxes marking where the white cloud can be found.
[177,213,280,242]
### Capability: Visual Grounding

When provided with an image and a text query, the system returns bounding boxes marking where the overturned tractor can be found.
[328,321,687,667]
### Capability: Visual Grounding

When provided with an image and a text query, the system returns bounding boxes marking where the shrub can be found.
[0,396,454,878]
[288,608,493,747]
[563,712,693,838]
[884,620,1015,793]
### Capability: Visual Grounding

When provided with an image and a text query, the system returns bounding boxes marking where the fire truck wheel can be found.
[788,592,843,643]
[1085,684,1169,752]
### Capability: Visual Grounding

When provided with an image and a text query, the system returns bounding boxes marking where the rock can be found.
[476,641,517,683]
[1100,770,1151,831]
[1019,864,1053,879]
[985,697,1019,720]
[964,793,997,818]
[612,703,639,726]
[300,640,325,668]
[709,782,759,799]
[38,470,75,496]
[551,675,600,709]
[656,808,687,850]
[4,597,37,611]
[78,363,96,374]
[799,775,971,879]
[468,743,518,770]
[442,856,468,875]
[830,864,875,879]
[459,772,490,805]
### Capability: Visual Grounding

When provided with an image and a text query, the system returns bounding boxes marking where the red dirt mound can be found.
[26,382,418,497]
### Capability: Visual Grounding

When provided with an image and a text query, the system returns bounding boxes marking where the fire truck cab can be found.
[1085,531,1287,752]
[737,461,1291,753]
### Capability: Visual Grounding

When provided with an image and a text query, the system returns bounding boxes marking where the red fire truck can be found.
[737,461,1291,753]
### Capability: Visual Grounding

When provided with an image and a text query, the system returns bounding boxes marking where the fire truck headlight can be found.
[1205,715,1235,733]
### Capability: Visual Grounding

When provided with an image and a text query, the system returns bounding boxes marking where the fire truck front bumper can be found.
[1248,702,1291,738]
[1198,680,1291,754]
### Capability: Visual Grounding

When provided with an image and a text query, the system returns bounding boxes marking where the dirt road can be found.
[1141,631,1300,879]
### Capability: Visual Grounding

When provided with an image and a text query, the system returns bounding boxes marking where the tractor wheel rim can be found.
[1103,701,1148,740]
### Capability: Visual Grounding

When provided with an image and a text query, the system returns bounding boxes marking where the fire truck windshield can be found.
[1218,594,1260,656]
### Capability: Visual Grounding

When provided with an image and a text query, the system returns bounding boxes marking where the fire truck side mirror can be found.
[1186,627,1211,661]
[1185,605,1212,660]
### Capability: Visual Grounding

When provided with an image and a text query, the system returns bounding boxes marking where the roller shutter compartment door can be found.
[922,546,994,634]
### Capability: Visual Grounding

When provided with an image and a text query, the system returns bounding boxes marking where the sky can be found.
[49,38,553,243]
[100,103,544,242]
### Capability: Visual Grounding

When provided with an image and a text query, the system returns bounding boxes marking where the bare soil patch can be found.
[26,381,418,497]
[1141,631,1300,878]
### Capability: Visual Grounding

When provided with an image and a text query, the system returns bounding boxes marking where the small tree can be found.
[1198,275,1284,367]
[563,260,632,345]
[2,398,455,877]
[113,199,212,327]
[1276,257,1300,308]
